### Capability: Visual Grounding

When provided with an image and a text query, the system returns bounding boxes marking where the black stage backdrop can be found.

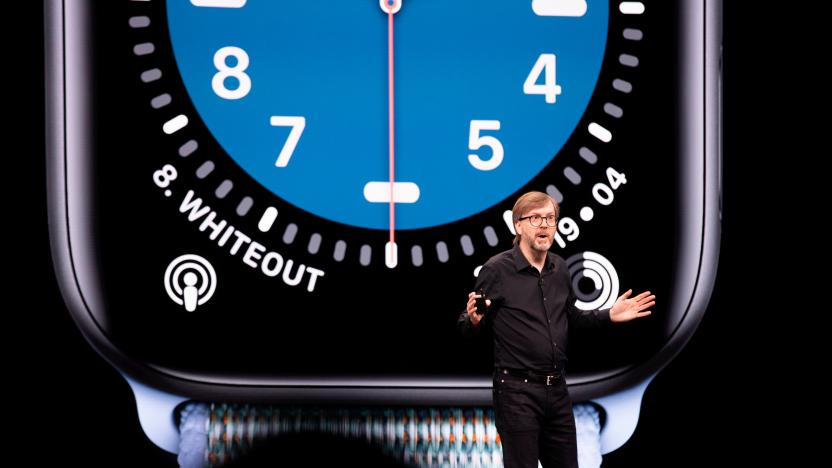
[11,2,798,466]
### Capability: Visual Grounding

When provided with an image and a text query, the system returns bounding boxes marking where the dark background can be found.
[12,2,800,466]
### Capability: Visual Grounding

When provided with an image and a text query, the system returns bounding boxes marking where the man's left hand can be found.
[609,289,655,323]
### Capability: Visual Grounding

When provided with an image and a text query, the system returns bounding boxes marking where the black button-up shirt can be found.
[458,244,611,373]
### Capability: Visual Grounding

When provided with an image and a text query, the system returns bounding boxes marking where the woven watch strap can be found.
[178,403,602,468]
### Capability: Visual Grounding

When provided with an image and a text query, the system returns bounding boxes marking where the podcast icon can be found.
[164,254,217,312]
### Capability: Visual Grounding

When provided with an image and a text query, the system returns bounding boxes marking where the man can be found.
[458,191,654,468]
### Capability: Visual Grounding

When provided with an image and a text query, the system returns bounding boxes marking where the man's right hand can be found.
[466,291,491,326]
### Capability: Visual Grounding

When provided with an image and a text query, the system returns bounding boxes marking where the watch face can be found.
[49,0,719,400]
[166,2,607,230]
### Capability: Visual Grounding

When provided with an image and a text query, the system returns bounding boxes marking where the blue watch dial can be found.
[167,1,608,229]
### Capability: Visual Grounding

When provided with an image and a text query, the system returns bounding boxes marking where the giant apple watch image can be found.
[46,0,721,465]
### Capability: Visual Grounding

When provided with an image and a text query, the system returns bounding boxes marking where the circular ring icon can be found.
[565,251,619,310]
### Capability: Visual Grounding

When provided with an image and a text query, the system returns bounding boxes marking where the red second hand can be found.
[387,2,396,252]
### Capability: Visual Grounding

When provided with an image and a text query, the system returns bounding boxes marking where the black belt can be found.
[496,367,561,386]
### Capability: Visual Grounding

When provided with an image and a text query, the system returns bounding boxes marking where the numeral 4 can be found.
[524,54,562,104]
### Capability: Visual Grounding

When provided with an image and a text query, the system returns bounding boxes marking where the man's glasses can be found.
[518,214,557,227]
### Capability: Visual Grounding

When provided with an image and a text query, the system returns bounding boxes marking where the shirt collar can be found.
[511,243,555,272]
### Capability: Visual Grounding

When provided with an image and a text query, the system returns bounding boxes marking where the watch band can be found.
[574,403,603,468]
[177,403,602,467]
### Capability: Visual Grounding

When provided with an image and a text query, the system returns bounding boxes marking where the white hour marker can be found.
[588,122,612,143]
[385,241,398,269]
[532,0,587,17]
[258,207,278,232]
[163,115,189,135]
[364,182,420,203]
[619,2,645,15]
[191,0,247,7]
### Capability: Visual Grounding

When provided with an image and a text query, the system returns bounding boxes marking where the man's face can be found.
[515,201,558,254]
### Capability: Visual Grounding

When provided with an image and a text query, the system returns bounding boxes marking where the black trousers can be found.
[492,370,578,468]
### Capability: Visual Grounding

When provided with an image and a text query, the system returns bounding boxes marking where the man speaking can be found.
[458,191,655,468]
